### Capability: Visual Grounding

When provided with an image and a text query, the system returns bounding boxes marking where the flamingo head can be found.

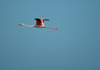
[19,23,24,26]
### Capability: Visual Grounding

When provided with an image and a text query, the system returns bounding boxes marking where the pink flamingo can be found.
[19,18,57,30]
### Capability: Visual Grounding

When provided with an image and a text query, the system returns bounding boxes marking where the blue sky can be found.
[0,0,100,70]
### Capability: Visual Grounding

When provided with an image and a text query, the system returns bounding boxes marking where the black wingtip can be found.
[45,19,49,21]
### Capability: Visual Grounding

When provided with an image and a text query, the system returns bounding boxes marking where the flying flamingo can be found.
[19,18,57,30]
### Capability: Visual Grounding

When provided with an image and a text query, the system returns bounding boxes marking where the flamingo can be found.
[19,18,57,30]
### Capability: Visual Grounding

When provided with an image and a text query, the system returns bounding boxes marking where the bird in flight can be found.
[19,18,57,30]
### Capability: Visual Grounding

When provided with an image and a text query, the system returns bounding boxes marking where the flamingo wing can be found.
[35,18,42,25]
[35,18,49,26]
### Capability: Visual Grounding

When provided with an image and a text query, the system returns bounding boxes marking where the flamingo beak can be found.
[19,24,21,26]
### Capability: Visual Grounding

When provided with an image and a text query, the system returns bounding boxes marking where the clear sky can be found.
[0,0,100,70]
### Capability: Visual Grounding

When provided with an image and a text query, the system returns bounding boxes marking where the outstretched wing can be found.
[34,18,49,26]
[44,19,49,21]
[35,18,42,25]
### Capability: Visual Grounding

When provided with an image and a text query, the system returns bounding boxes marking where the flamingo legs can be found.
[42,26,57,30]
